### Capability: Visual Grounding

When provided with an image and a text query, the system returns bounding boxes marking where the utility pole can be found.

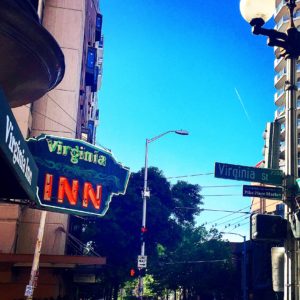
[284,40,299,300]
[138,130,189,299]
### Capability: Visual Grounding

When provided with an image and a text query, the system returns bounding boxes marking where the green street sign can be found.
[215,162,283,186]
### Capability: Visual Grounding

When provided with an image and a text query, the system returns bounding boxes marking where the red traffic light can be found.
[141,227,147,233]
[130,268,135,277]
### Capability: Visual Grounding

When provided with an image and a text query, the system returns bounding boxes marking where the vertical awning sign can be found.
[0,89,38,201]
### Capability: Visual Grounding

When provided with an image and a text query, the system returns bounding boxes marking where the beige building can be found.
[0,1,105,299]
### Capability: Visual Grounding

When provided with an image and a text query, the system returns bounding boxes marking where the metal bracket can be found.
[142,190,150,198]
[284,80,298,92]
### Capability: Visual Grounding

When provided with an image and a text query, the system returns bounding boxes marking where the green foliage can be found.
[172,181,203,225]
[69,168,201,283]
[69,167,237,299]
[148,225,238,299]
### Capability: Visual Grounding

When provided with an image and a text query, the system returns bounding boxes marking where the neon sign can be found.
[27,135,130,217]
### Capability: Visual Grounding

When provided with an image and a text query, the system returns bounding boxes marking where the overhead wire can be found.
[212,214,249,227]
[167,172,214,179]
[212,214,249,229]
[46,93,77,124]
[201,184,243,189]
[201,208,250,214]
[31,128,73,134]
[239,221,249,227]
[167,170,283,232]
[211,200,282,230]
[202,194,241,197]
[25,104,76,133]
[220,215,249,231]
[220,213,249,223]
[232,221,249,228]
[204,205,251,226]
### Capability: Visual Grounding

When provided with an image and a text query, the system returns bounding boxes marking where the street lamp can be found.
[220,232,247,300]
[138,129,189,298]
[240,0,275,24]
[240,1,300,299]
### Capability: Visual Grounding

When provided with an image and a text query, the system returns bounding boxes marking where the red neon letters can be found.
[43,173,102,210]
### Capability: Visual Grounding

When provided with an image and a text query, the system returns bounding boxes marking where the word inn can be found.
[43,173,102,210]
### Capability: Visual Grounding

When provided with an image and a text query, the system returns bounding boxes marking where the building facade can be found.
[0,1,105,299]
[251,0,300,215]
[274,0,300,177]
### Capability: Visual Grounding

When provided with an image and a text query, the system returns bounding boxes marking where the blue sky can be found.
[97,0,277,241]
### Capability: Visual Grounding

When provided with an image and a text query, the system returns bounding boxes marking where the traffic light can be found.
[251,213,287,241]
[129,268,146,277]
[130,268,135,277]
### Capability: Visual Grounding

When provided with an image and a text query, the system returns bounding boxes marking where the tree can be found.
[171,181,203,226]
[69,167,203,299]
[149,225,238,300]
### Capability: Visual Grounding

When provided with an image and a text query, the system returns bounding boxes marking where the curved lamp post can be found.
[138,129,189,299]
[239,1,300,299]
[221,232,247,300]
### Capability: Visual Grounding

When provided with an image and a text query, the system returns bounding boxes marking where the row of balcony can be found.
[274,64,300,87]
[279,144,300,168]
[280,139,300,150]
[275,82,300,106]
[275,10,300,32]
[280,117,300,137]
[275,0,300,21]
[276,99,300,120]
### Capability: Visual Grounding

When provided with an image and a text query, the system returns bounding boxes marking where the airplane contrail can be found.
[234,87,251,122]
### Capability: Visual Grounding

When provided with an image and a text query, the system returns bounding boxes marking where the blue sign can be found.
[215,162,283,185]
[27,135,130,217]
[243,185,283,200]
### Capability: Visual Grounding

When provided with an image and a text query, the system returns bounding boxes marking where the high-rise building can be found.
[0,1,105,299]
[251,0,300,215]
[274,0,300,175]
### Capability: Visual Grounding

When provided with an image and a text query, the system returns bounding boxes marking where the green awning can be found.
[0,90,38,202]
